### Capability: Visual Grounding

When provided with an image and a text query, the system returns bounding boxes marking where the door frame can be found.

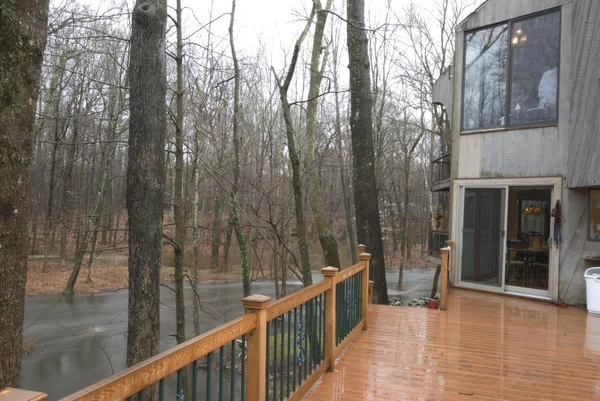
[452,177,562,300]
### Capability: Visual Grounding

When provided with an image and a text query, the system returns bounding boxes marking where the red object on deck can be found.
[427,299,439,309]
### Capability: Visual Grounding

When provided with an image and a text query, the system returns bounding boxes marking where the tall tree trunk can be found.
[0,0,49,388]
[304,0,341,269]
[228,0,251,297]
[331,35,358,264]
[191,157,201,336]
[126,3,167,398]
[346,0,389,304]
[271,4,316,286]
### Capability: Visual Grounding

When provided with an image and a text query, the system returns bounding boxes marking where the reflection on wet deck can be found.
[304,289,600,400]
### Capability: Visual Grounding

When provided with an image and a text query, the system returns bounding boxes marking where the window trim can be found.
[460,7,562,134]
[589,189,600,242]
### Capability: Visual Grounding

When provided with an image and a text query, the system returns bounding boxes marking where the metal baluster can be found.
[176,369,183,401]
[230,340,235,401]
[287,310,291,398]
[280,315,284,400]
[219,346,224,401]
[305,300,309,379]
[293,307,297,392]
[159,378,165,401]
[193,360,198,401]
[273,317,277,401]
[137,389,144,401]
[241,334,246,401]
[206,352,212,401]
[266,321,270,401]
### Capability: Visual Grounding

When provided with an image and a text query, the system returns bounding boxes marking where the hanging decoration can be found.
[433,209,443,229]
[551,199,561,248]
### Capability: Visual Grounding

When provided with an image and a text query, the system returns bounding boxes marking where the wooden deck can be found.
[304,289,600,400]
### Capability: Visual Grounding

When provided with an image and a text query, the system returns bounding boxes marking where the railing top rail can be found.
[59,313,257,401]
[334,261,365,284]
[265,280,329,321]
[430,229,449,235]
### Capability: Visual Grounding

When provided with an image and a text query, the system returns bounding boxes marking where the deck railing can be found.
[4,250,370,401]
[439,240,454,311]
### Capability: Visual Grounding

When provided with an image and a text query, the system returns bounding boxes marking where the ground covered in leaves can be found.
[26,260,242,296]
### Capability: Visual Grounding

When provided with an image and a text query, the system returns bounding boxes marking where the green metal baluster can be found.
[293,306,297,392]
[266,321,270,401]
[305,300,310,379]
[207,352,212,401]
[321,293,325,363]
[280,314,284,400]
[273,317,277,401]
[230,340,235,401]
[177,369,183,401]
[193,360,198,401]
[137,389,144,401]
[287,310,291,398]
[159,378,165,401]
[241,334,246,401]
[336,282,341,345]
[219,346,224,401]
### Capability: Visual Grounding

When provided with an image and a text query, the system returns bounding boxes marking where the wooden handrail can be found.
[265,280,329,321]
[14,246,372,401]
[334,261,365,284]
[59,314,257,401]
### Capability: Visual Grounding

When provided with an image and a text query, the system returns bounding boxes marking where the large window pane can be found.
[509,11,560,125]
[463,24,508,130]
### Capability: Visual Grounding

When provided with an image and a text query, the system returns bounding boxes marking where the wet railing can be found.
[429,230,449,258]
[7,248,371,401]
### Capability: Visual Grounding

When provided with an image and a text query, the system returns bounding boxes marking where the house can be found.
[431,0,600,303]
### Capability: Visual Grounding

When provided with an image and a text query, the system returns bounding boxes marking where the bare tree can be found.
[347,0,389,304]
[0,0,49,388]
[126,3,167,399]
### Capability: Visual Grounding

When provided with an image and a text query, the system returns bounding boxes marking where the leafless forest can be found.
[27,0,476,294]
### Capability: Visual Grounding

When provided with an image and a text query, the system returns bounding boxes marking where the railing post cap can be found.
[357,244,366,252]
[369,280,374,284]
[242,294,272,310]
[446,240,455,246]
[321,266,339,276]
[359,252,371,260]
[441,247,450,254]
[0,388,47,401]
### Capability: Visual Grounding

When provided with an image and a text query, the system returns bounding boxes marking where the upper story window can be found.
[462,9,560,132]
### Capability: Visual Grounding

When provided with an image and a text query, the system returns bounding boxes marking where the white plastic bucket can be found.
[584,267,600,314]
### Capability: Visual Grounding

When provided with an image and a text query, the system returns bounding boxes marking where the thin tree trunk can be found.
[126,4,167,400]
[228,0,251,297]
[304,0,341,269]
[210,190,224,269]
[271,4,316,286]
[0,0,49,387]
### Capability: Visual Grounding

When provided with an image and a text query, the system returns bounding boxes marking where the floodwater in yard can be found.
[29,251,129,266]
[21,266,434,399]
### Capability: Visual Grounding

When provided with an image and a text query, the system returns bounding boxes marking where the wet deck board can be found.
[304,289,600,400]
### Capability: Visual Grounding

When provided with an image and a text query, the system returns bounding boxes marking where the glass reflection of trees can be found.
[463,24,508,130]
[462,10,560,131]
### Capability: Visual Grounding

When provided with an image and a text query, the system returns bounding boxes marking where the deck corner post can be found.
[322,266,339,372]
[440,248,450,311]
[359,252,371,330]
[446,240,454,286]
[242,294,272,401]
[0,388,47,401]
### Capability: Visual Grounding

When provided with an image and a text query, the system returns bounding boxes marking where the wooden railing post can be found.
[357,244,366,255]
[440,248,449,311]
[0,388,47,401]
[359,252,371,330]
[321,266,339,372]
[368,280,374,305]
[446,240,454,286]
[242,294,272,401]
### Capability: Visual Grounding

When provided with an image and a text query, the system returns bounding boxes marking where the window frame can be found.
[460,7,561,134]
[589,189,600,242]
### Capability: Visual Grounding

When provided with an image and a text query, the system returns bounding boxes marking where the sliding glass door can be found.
[459,187,506,289]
